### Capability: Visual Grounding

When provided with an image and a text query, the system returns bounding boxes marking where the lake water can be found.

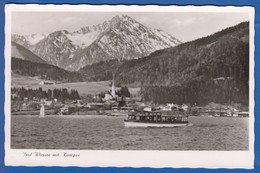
[11,116,249,150]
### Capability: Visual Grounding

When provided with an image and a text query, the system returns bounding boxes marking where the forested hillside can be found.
[78,50,164,81]
[80,22,249,105]
[12,57,83,82]
[137,22,249,105]
[79,59,124,81]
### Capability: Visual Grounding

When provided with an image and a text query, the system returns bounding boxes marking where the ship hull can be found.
[124,121,189,128]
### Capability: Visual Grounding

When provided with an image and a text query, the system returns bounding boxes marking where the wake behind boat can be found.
[124,110,189,128]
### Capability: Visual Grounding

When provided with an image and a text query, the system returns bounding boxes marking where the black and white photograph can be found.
[5,5,254,168]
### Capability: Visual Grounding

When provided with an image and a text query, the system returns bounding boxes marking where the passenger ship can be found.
[124,110,189,127]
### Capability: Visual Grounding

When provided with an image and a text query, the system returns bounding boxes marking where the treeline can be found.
[11,87,80,101]
[12,57,83,82]
[142,77,248,105]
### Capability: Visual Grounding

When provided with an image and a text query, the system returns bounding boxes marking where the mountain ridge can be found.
[12,15,181,71]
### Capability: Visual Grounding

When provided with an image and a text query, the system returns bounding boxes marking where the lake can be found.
[11,115,248,150]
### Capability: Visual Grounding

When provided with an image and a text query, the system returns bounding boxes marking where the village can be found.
[11,78,249,118]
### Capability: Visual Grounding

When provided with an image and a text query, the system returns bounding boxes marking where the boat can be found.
[108,112,128,116]
[107,106,134,116]
[59,105,76,115]
[39,103,45,118]
[124,111,189,127]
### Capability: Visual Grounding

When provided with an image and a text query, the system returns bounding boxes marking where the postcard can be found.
[5,4,255,168]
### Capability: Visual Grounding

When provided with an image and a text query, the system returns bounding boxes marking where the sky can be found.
[11,12,249,42]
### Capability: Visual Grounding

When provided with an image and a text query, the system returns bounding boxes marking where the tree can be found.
[120,86,130,97]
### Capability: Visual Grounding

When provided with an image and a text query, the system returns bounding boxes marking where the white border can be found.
[4,4,255,168]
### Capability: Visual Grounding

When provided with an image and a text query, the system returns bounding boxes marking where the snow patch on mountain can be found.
[12,14,182,71]
[66,31,100,49]
[24,34,47,45]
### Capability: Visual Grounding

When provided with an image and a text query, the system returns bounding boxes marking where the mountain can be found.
[80,22,249,105]
[68,15,181,71]
[32,30,77,67]
[11,35,32,50]
[11,42,46,64]
[23,34,47,45]
[11,34,47,49]
[12,15,181,71]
